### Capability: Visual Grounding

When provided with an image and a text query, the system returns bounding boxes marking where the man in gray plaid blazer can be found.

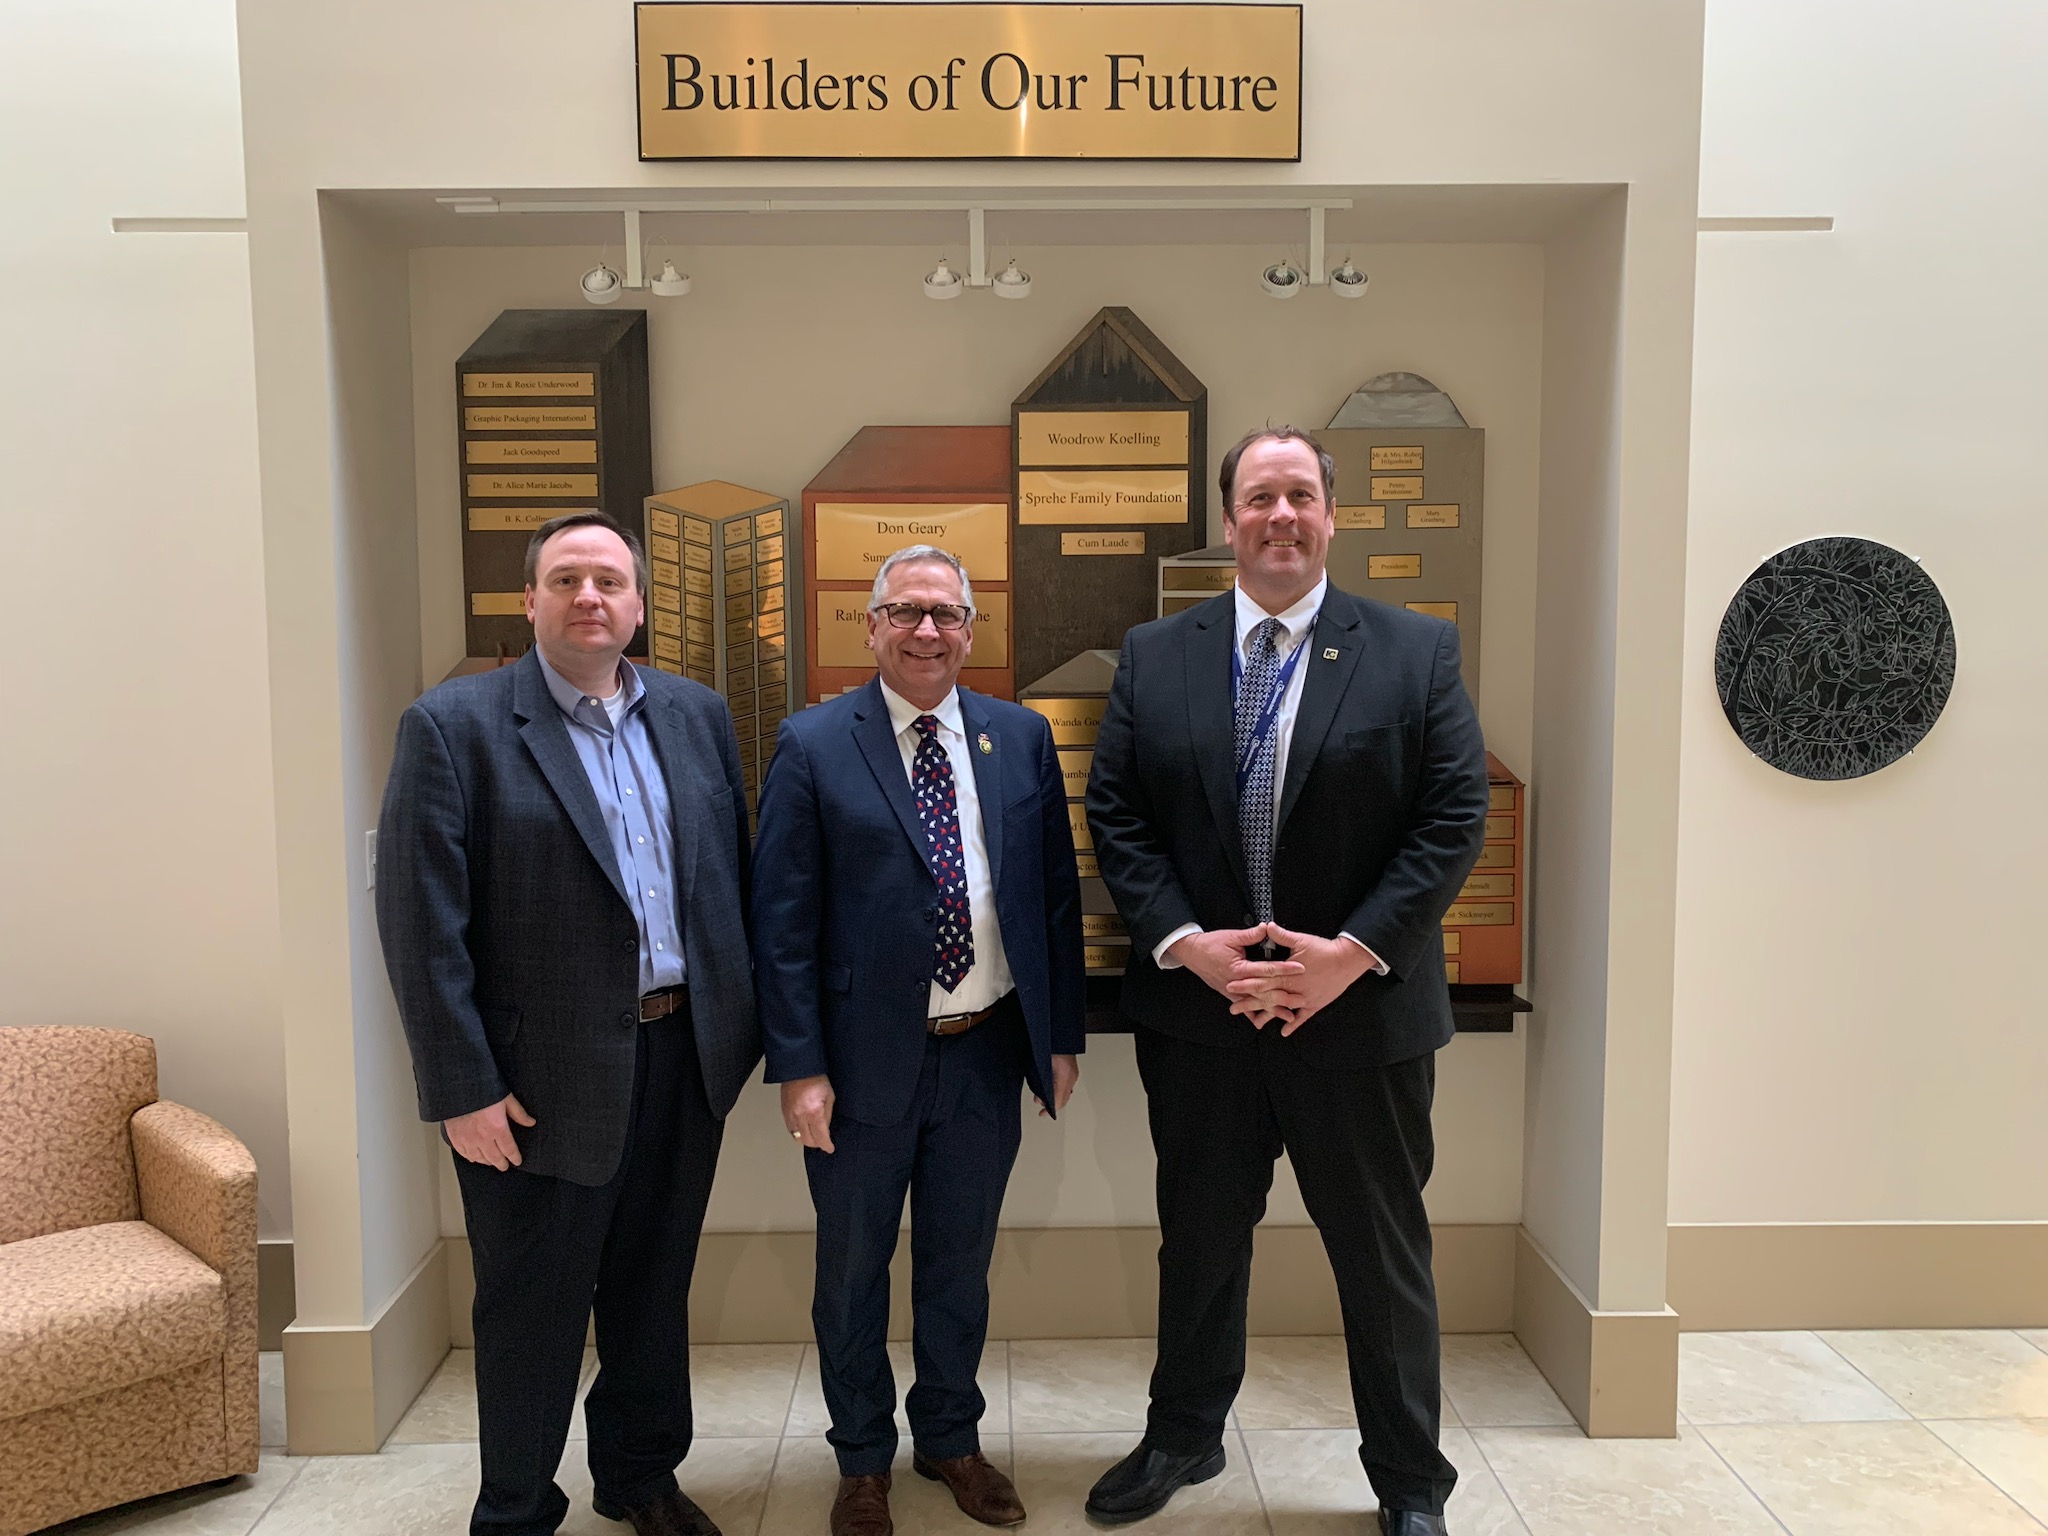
[377,513,759,1536]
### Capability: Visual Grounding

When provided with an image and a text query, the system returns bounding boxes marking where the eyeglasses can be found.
[874,602,973,631]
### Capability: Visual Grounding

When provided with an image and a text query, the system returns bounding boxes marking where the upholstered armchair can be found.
[0,1028,259,1534]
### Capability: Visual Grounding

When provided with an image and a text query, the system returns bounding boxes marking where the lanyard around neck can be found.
[1232,624,1310,792]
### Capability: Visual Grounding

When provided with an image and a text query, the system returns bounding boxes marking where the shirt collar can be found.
[1233,574,1328,655]
[879,678,964,741]
[534,647,642,726]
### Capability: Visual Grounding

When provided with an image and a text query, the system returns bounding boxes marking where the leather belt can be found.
[639,986,688,1022]
[927,997,1007,1037]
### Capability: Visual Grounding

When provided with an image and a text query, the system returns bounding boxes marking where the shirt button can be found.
[625,788,634,796]
[637,836,645,844]
[648,889,657,898]
[656,942,665,951]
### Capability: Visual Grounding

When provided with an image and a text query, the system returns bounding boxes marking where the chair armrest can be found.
[132,1099,261,1470]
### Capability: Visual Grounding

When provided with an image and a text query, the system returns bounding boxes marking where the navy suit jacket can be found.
[1085,585,1489,1068]
[374,650,761,1186]
[752,677,1087,1126]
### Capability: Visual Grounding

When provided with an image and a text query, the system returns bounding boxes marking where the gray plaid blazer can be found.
[375,649,760,1186]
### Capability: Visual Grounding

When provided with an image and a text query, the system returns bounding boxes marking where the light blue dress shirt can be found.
[535,649,686,995]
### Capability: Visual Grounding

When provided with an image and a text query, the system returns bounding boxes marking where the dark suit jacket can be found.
[374,650,761,1186]
[1085,584,1489,1068]
[751,677,1087,1127]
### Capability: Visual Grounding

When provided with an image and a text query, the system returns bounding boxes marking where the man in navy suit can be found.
[753,544,1086,1536]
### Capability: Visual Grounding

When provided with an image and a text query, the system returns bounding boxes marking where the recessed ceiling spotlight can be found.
[1260,260,1304,299]
[1330,259,1369,299]
[923,257,965,300]
[580,262,623,305]
[992,259,1032,300]
[650,259,692,298]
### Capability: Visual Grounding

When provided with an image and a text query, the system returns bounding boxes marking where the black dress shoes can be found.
[1378,1510,1449,1535]
[592,1486,723,1536]
[1084,1442,1228,1523]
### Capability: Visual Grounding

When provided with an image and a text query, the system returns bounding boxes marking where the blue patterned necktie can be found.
[911,715,975,992]
[1235,618,1285,924]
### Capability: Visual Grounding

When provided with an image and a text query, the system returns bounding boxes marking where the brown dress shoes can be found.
[592,1486,722,1536]
[912,1451,1027,1527]
[831,1472,894,1536]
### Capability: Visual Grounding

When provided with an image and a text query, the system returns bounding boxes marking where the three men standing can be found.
[378,513,758,1536]
[1085,428,1491,1536]
[752,545,1087,1536]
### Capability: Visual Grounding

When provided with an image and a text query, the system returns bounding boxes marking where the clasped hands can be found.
[1168,923,1373,1035]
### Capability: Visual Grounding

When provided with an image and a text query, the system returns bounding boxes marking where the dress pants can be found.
[454,1006,724,1536]
[1135,1025,1457,1516]
[804,996,1027,1477]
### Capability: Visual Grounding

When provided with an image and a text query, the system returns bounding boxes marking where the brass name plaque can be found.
[468,473,599,498]
[470,592,526,617]
[1018,410,1190,466]
[465,440,599,465]
[1076,852,1100,878]
[1025,697,1106,746]
[683,516,713,546]
[1057,749,1093,796]
[650,534,681,564]
[1443,902,1514,927]
[757,508,784,536]
[724,518,752,545]
[1063,531,1148,556]
[1460,874,1516,899]
[1162,566,1235,591]
[1475,844,1515,869]
[813,502,1010,582]
[465,406,596,430]
[653,610,684,638]
[1370,446,1424,472]
[1445,960,1461,984]
[1018,469,1189,525]
[1406,601,1458,621]
[1484,815,1516,840]
[683,544,713,572]
[462,372,594,398]
[1488,784,1517,811]
[636,3,1303,163]
[1370,475,1424,501]
[1442,931,1462,955]
[469,507,584,532]
[1367,555,1422,579]
[654,634,683,661]
[1081,912,1129,939]
[814,590,1010,668]
[1067,803,1094,850]
[1334,504,1387,530]
[648,507,681,538]
[1083,943,1128,970]
[1407,503,1461,529]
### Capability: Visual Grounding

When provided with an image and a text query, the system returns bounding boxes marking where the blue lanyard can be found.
[1232,629,1309,793]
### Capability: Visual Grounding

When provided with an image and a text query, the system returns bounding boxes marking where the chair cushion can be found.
[0,1027,157,1243]
[0,1221,224,1420]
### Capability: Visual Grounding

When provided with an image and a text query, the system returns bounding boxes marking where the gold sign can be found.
[1058,749,1093,796]
[1018,470,1188,525]
[654,634,683,661]
[1442,931,1461,955]
[1370,446,1424,472]
[1370,476,1423,501]
[682,516,713,545]
[470,592,526,616]
[1460,874,1516,899]
[1367,555,1421,579]
[1407,503,1461,529]
[461,372,594,397]
[1076,852,1100,878]
[468,507,584,532]
[1067,804,1094,850]
[465,406,596,430]
[1081,912,1129,939]
[465,440,599,465]
[813,590,1010,668]
[813,502,1010,581]
[1162,566,1235,591]
[1062,531,1148,556]
[1334,505,1387,530]
[1475,845,1515,869]
[1025,697,1106,745]
[468,473,599,498]
[1445,961,1461,984]
[636,4,1302,162]
[648,507,681,538]
[1018,410,1190,466]
[1488,784,1517,811]
[1083,943,1128,970]
[1443,902,1514,927]
[1406,601,1458,621]
[1484,815,1516,840]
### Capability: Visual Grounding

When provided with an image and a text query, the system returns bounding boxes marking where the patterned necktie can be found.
[911,715,975,992]
[1235,618,1285,924]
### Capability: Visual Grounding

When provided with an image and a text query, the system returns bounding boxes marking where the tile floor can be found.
[42,1330,2048,1535]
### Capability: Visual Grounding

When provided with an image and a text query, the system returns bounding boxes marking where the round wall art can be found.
[1714,536,1955,781]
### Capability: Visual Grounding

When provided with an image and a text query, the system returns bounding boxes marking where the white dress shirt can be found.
[879,680,1016,1015]
[1154,577,1384,974]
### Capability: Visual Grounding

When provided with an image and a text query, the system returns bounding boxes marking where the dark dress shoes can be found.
[1378,1510,1449,1535]
[1084,1442,1228,1523]
[591,1486,722,1536]
[912,1450,1027,1526]
[831,1472,894,1536]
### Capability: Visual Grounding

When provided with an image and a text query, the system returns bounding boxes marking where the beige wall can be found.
[1671,0,2048,1225]
[0,0,291,1238]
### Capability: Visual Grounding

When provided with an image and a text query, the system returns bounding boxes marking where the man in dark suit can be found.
[753,545,1087,1536]
[376,512,759,1536]
[1083,428,1490,1535]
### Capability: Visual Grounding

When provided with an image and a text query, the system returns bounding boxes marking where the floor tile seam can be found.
[1810,1329,1923,1418]
[1916,1420,2048,1534]
[1230,1425,1278,1533]
[1450,1422,1532,1535]
[236,1454,312,1536]
[1687,1422,1800,1536]
[759,1344,811,1536]
[2024,1333,2048,1360]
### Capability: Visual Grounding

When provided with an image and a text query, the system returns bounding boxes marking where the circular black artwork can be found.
[1715,537,1955,780]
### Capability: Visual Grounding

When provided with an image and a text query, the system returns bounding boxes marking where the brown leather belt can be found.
[640,986,688,1022]
[927,998,1006,1037]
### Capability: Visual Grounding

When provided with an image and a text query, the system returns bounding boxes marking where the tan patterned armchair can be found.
[0,1028,259,1534]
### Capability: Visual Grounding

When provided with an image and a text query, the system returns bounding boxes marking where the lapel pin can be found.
[977,732,994,755]
[1322,647,1340,661]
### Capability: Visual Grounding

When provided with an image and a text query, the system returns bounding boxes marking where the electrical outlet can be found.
[366,830,378,890]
